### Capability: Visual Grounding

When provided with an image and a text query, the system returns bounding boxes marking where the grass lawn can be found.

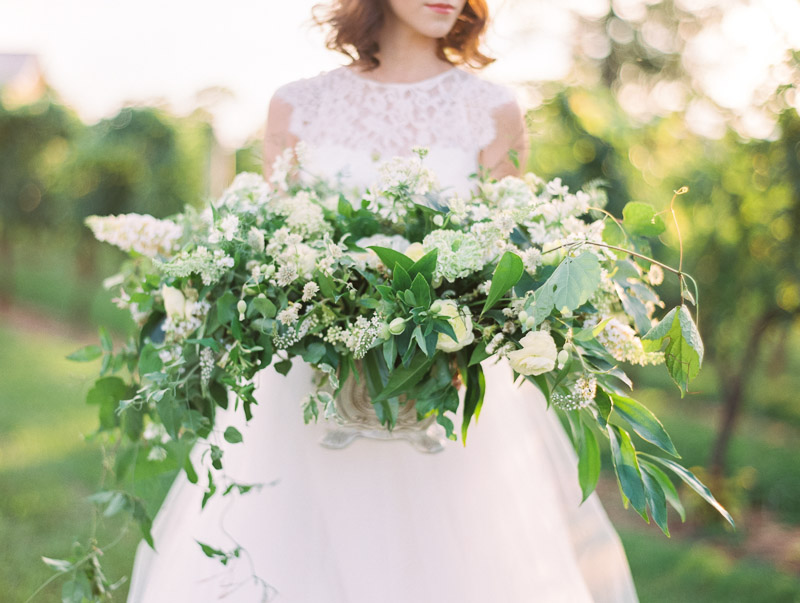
[2,319,799,602]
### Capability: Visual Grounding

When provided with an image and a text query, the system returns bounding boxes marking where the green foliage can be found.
[642,306,704,397]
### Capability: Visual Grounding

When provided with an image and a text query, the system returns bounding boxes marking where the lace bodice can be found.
[274,66,516,195]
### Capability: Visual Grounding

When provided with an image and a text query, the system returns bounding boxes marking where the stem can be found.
[542,240,684,277]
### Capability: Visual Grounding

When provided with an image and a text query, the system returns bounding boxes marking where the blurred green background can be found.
[2,1,800,602]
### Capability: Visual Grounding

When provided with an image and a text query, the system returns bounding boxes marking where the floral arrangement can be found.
[59,146,731,597]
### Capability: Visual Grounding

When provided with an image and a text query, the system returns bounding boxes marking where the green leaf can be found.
[411,273,431,308]
[537,251,601,316]
[216,290,237,324]
[383,336,397,367]
[611,394,679,457]
[482,251,524,314]
[618,287,653,335]
[301,342,326,364]
[157,394,184,440]
[577,421,601,502]
[337,195,353,217]
[99,326,113,352]
[594,388,613,428]
[86,376,128,430]
[138,343,163,376]
[132,496,155,548]
[318,273,337,300]
[392,263,412,292]
[468,340,491,366]
[640,463,670,536]
[639,459,686,522]
[66,344,102,362]
[274,359,292,376]
[377,285,395,302]
[369,245,414,273]
[607,424,647,518]
[642,305,704,397]
[186,337,221,352]
[622,201,666,237]
[62,573,92,603]
[412,325,428,356]
[372,353,435,403]
[252,295,276,318]
[408,249,438,281]
[223,426,243,444]
[641,453,734,527]
[461,364,485,444]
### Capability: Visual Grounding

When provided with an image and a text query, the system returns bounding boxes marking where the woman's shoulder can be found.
[272,68,346,108]
[453,68,518,110]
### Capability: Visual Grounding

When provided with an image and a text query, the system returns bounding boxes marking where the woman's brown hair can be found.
[314,0,494,70]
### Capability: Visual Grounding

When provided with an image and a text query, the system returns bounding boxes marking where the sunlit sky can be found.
[2,0,798,146]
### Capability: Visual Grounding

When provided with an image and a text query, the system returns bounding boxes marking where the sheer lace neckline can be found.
[339,65,460,89]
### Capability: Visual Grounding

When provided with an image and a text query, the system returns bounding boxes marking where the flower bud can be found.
[237,300,247,321]
[525,316,536,329]
[433,215,444,227]
[518,310,529,324]
[379,322,391,340]
[430,300,443,314]
[389,317,407,335]
[557,349,569,369]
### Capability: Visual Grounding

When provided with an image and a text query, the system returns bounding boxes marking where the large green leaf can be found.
[577,421,601,502]
[607,424,647,518]
[408,248,438,282]
[482,251,524,314]
[461,364,485,444]
[622,201,666,237]
[639,458,686,522]
[530,252,601,324]
[369,245,414,273]
[86,376,128,430]
[642,305,704,397]
[611,394,679,457]
[392,263,412,292]
[641,453,734,527]
[640,464,670,536]
[411,273,431,308]
[547,251,601,313]
[372,353,435,403]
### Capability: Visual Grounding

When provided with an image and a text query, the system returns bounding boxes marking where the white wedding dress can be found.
[128,66,639,602]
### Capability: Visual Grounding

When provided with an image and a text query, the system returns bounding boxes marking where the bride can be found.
[128,1,640,601]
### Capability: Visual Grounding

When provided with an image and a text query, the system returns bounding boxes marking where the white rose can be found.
[435,300,475,353]
[161,285,189,320]
[404,242,426,262]
[507,330,558,375]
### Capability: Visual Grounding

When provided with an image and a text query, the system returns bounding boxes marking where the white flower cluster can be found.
[208,214,240,243]
[551,375,598,411]
[200,347,215,387]
[164,299,211,342]
[272,191,330,237]
[273,314,317,350]
[368,154,439,221]
[159,246,235,286]
[422,230,484,282]
[216,172,271,212]
[86,213,182,258]
[586,315,664,366]
[324,315,383,359]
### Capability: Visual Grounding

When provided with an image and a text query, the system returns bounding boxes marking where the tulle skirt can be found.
[127,359,639,602]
